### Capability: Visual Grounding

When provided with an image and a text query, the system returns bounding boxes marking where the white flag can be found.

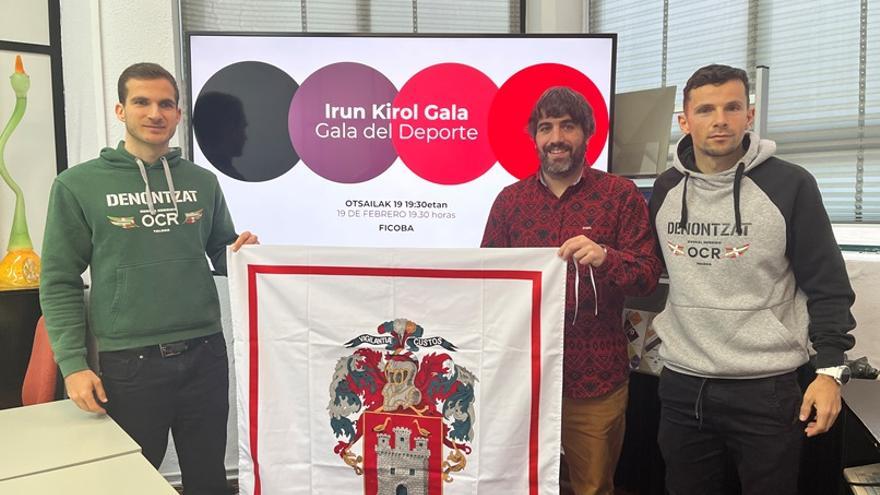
[227,246,565,495]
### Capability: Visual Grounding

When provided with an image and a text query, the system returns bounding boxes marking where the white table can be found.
[0,452,178,494]
[0,399,175,493]
[0,399,140,481]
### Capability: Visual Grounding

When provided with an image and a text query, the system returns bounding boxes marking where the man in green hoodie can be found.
[40,63,257,494]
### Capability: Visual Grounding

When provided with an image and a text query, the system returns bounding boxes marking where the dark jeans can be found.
[657,368,804,495]
[100,332,230,495]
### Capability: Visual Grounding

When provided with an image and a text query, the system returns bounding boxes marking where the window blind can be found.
[182,0,519,34]
[591,0,879,222]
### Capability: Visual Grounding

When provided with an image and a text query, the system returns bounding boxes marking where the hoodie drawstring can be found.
[679,164,746,236]
[135,156,178,216]
[135,158,157,215]
[733,162,745,235]
[678,172,690,229]
[694,377,708,430]
[161,156,179,215]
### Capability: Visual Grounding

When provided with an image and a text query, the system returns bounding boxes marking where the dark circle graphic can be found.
[488,64,610,180]
[289,62,398,184]
[391,63,498,185]
[193,61,299,182]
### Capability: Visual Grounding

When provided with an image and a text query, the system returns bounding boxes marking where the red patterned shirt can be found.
[481,168,662,398]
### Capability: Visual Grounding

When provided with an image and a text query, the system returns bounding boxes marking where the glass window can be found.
[592,0,878,222]
[182,0,519,34]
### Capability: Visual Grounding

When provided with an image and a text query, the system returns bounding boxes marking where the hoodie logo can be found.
[667,221,750,237]
[665,242,751,263]
[107,216,139,229]
[184,208,204,224]
[666,241,685,256]
[723,244,750,258]
[107,208,205,232]
[106,190,199,207]
[105,190,204,233]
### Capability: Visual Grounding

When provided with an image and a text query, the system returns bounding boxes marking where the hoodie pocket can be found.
[727,307,806,356]
[658,304,809,376]
[109,258,220,337]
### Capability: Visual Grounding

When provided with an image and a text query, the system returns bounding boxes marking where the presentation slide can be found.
[188,35,616,247]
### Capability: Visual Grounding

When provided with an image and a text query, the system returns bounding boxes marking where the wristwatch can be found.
[815,365,851,385]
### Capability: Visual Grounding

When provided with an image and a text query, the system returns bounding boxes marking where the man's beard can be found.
[539,141,587,178]
[699,140,742,158]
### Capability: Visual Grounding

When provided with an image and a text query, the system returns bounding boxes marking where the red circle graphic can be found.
[391,63,498,185]
[488,64,610,180]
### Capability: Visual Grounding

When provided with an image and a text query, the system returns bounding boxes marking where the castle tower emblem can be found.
[327,319,477,495]
[374,426,431,495]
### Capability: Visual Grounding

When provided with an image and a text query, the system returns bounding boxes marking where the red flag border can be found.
[247,265,544,495]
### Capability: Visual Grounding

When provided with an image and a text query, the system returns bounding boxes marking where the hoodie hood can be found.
[673,131,776,177]
[99,141,182,215]
[99,141,183,169]
[672,131,776,235]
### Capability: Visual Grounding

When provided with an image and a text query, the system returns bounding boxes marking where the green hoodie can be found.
[40,142,238,377]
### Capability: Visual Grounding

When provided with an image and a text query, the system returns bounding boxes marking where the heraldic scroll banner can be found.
[227,246,566,495]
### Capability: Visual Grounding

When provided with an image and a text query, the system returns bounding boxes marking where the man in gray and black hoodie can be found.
[649,64,856,495]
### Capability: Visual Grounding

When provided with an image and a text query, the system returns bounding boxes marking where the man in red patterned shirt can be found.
[482,86,662,495]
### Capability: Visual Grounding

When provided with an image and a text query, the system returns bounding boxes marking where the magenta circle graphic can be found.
[289,62,399,183]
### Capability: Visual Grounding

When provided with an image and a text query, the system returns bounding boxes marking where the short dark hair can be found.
[527,86,595,138]
[683,64,749,109]
[117,63,180,104]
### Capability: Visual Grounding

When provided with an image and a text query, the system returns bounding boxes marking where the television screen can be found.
[187,34,616,247]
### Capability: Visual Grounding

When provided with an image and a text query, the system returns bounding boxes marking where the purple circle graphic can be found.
[289,62,398,183]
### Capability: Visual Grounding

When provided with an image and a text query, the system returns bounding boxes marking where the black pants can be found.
[657,368,804,495]
[100,332,230,495]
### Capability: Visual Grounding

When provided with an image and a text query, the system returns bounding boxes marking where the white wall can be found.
[60,0,180,167]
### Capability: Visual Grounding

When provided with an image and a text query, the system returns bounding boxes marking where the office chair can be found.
[21,316,58,406]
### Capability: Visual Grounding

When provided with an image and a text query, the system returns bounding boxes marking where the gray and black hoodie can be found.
[649,131,855,378]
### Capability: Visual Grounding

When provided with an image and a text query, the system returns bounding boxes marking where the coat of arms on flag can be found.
[329,318,476,494]
[227,246,566,495]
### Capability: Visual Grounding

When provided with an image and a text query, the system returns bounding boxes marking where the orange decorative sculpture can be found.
[0,55,40,290]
